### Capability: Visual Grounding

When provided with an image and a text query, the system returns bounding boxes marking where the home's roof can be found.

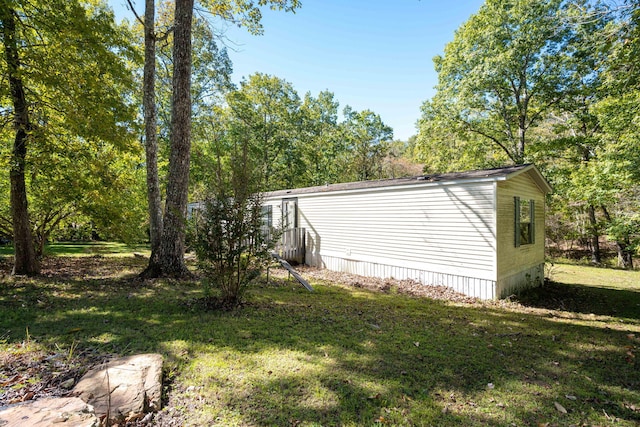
[264,164,552,197]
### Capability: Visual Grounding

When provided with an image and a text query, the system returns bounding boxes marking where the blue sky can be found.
[109,0,485,141]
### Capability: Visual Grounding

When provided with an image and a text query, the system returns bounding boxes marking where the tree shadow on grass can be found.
[515,280,640,321]
[1,258,639,426]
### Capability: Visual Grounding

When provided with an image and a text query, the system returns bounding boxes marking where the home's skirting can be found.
[312,254,497,300]
[496,263,544,298]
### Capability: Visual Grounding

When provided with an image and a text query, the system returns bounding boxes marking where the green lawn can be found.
[0,241,150,257]
[1,256,638,426]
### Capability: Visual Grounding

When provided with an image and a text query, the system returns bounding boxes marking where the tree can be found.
[1,5,38,275]
[143,0,163,254]
[179,11,235,200]
[189,115,276,306]
[416,100,509,173]
[530,2,612,264]
[591,7,640,267]
[530,1,640,268]
[131,0,235,255]
[141,0,301,278]
[422,0,582,165]
[342,107,393,181]
[298,91,347,186]
[0,139,148,256]
[1,0,138,274]
[144,0,194,277]
[225,73,302,191]
[2,49,33,265]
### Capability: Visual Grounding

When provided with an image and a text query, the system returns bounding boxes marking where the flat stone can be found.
[0,397,98,427]
[72,353,163,423]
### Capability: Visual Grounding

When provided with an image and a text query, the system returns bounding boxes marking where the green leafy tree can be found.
[142,0,300,278]
[226,73,302,191]
[421,0,583,165]
[130,0,235,251]
[1,0,139,274]
[143,0,195,277]
[598,1,640,266]
[298,91,347,186]
[530,3,612,264]
[1,3,38,274]
[537,1,640,267]
[416,100,509,173]
[342,107,393,181]
[189,113,277,307]
[0,138,147,256]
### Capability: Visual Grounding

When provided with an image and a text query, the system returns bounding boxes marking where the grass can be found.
[0,241,150,257]
[550,263,639,289]
[1,255,639,426]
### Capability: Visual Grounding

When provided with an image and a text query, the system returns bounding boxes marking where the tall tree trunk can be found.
[601,206,634,269]
[1,7,40,276]
[586,204,601,265]
[143,0,193,277]
[143,0,163,254]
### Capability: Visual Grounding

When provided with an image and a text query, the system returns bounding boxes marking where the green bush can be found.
[188,129,280,307]
[190,192,278,306]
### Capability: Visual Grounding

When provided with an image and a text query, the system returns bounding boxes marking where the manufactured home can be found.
[263,164,552,300]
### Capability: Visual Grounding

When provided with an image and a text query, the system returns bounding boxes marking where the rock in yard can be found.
[72,353,163,424]
[0,397,98,427]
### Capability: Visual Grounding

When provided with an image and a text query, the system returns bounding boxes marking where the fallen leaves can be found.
[0,374,22,388]
[295,266,480,303]
[0,345,102,408]
[554,401,568,414]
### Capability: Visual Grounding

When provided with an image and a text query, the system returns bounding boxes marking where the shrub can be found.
[189,131,279,307]
[190,192,278,306]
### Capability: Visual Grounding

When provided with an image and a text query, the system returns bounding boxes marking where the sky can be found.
[109,0,485,141]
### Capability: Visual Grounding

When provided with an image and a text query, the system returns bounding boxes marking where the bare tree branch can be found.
[125,0,145,27]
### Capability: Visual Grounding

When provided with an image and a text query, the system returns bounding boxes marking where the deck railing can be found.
[279,227,306,264]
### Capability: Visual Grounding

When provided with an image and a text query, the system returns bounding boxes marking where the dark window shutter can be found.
[530,200,535,244]
[514,196,521,247]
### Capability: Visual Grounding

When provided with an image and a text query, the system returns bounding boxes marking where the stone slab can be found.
[0,397,98,427]
[72,353,163,423]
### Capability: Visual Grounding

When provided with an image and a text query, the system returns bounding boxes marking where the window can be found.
[514,197,535,247]
[282,198,298,230]
[261,205,273,228]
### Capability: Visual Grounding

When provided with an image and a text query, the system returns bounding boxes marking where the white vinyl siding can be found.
[267,181,496,283]
[262,165,550,300]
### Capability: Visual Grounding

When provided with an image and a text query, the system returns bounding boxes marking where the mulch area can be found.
[276,264,483,304]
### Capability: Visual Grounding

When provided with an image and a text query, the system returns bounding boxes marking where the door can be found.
[282,198,298,230]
